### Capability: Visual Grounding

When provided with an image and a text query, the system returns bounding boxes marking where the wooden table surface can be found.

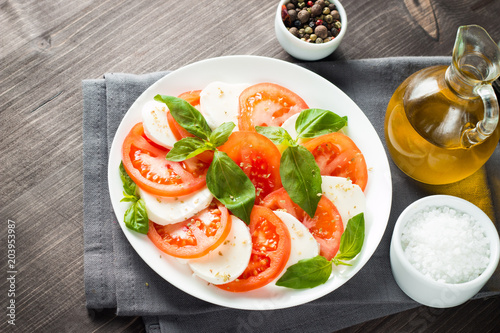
[1,0,500,332]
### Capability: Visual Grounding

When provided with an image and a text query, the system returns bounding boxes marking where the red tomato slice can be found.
[216,205,291,292]
[302,132,368,191]
[218,131,282,204]
[121,122,208,197]
[262,188,344,260]
[148,201,231,259]
[238,82,309,131]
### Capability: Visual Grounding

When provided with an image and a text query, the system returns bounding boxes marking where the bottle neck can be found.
[445,65,479,99]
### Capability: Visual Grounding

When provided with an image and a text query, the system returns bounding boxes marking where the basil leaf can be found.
[209,122,235,147]
[166,137,212,161]
[120,193,139,203]
[280,145,322,218]
[276,255,332,289]
[124,199,149,234]
[296,109,348,139]
[207,151,255,224]
[333,213,365,264]
[154,95,212,140]
[119,162,137,197]
[255,126,294,146]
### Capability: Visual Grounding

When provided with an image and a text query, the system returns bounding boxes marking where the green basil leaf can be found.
[276,255,332,289]
[255,126,295,146]
[166,137,212,161]
[280,145,322,218]
[207,150,255,224]
[124,199,149,234]
[295,108,348,139]
[119,162,137,197]
[120,193,138,203]
[154,94,212,140]
[334,213,365,263]
[209,122,235,147]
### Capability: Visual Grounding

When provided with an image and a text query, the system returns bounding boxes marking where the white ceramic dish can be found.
[390,195,500,308]
[108,55,392,310]
[275,0,347,61]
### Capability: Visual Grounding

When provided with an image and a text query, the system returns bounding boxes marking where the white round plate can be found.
[108,55,392,310]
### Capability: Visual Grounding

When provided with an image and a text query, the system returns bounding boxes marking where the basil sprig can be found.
[256,108,347,217]
[119,162,149,234]
[276,213,365,289]
[154,95,255,224]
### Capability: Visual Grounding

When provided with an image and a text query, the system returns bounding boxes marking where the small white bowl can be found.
[390,195,500,308]
[275,0,347,61]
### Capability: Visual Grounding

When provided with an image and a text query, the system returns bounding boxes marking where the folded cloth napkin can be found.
[83,57,500,333]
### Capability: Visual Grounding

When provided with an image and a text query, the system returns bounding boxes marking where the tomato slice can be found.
[216,205,291,292]
[218,131,282,204]
[302,132,368,191]
[238,83,309,131]
[262,188,344,260]
[121,122,209,197]
[148,201,231,259]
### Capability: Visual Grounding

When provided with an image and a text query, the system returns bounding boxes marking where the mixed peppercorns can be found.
[281,0,342,44]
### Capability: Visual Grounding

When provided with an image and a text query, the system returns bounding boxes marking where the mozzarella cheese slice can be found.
[138,187,213,225]
[188,216,252,285]
[321,176,365,228]
[281,113,300,140]
[200,81,250,130]
[273,210,319,270]
[141,100,178,148]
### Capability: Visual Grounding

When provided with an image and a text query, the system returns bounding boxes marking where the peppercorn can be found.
[286,2,295,10]
[330,27,339,37]
[316,19,323,26]
[304,26,313,34]
[314,25,328,39]
[310,34,317,42]
[308,21,316,28]
[323,7,330,15]
[325,14,333,23]
[293,19,301,28]
[298,9,310,23]
[298,1,305,9]
[334,21,341,29]
[316,0,325,8]
[288,9,297,21]
[310,4,322,16]
[289,27,299,37]
[331,10,340,20]
[328,4,336,11]
[307,0,313,6]
[315,37,323,43]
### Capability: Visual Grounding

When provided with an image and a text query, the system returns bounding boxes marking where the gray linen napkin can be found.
[83,57,500,333]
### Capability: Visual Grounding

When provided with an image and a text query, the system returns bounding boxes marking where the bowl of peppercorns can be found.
[275,0,347,61]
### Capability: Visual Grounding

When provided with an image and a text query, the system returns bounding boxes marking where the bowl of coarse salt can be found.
[390,195,500,308]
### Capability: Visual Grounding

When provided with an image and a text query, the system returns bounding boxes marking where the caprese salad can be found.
[119,81,367,292]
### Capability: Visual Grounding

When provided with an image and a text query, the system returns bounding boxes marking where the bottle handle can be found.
[462,84,499,148]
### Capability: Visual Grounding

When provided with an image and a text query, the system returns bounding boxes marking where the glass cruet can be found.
[384,25,500,185]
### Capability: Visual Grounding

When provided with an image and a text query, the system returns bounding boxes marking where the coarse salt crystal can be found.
[401,205,490,284]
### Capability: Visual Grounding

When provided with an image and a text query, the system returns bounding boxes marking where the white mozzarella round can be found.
[141,100,178,148]
[321,176,365,228]
[188,216,252,285]
[281,113,300,140]
[200,81,250,130]
[138,187,213,225]
[273,210,319,270]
